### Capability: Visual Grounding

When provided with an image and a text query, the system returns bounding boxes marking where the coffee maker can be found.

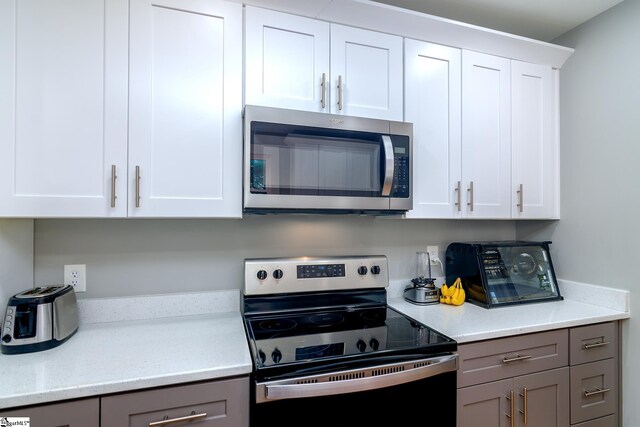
[404,251,440,305]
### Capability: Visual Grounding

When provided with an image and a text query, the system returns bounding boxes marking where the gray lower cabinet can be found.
[101,377,249,427]
[457,323,620,427]
[0,397,100,427]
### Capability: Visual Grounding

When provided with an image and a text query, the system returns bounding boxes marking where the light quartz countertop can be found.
[0,291,252,410]
[0,281,630,410]
[388,279,630,343]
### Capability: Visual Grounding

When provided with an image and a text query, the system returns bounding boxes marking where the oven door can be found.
[243,105,411,213]
[251,354,457,426]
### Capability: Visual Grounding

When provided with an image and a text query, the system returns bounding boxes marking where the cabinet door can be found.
[511,61,557,219]
[129,0,242,217]
[515,367,570,427]
[101,378,249,427]
[330,24,403,121]
[458,379,513,427]
[0,0,128,217]
[0,398,100,427]
[404,39,462,218]
[245,6,330,112]
[461,50,511,218]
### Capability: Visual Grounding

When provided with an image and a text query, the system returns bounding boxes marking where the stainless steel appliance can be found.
[243,105,412,214]
[445,241,563,308]
[1,285,79,354]
[242,255,457,427]
[404,251,440,305]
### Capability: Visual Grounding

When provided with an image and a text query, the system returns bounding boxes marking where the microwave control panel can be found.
[391,137,410,198]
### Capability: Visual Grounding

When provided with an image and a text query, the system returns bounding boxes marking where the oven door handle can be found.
[257,354,457,403]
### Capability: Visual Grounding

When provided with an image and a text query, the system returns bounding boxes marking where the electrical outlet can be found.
[64,264,86,292]
[426,245,439,264]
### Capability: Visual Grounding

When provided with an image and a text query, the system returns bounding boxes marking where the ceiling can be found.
[371,0,624,41]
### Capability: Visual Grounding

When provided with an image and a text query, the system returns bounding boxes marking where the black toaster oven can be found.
[445,241,562,309]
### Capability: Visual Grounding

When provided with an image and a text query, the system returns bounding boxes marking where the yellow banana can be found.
[441,284,449,298]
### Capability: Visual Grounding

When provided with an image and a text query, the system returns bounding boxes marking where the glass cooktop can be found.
[244,305,456,372]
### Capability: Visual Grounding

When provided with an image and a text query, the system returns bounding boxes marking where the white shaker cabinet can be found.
[0,0,128,217]
[461,50,512,218]
[128,0,242,217]
[244,6,403,121]
[404,39,462,218]
[511,61,558,219]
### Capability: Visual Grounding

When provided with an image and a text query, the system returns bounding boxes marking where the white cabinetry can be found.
[0,0,128,217]
[511,61,558,219]
[404,39,462,218]
[129,0,242,217]
[461,50,512,219]
[244,6,403,121]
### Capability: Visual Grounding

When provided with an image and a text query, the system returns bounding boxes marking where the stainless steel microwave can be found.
[243,105,412,214]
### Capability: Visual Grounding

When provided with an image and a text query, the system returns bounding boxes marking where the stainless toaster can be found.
[1,285,79,354]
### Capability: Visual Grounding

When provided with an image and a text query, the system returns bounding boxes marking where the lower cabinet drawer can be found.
[570,359,617,424]
[0,397,100,426]
[570,322,617,365]
[458,329,568,387]
[101,377,249,427]
[572,414,617,427]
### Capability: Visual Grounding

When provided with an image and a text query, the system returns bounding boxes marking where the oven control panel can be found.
[244,255,388,296]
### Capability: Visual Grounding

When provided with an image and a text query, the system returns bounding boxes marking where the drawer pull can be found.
[583,340,610,350]
[502,354,532,363]
[149,411,207,426]
[584,387,611,398]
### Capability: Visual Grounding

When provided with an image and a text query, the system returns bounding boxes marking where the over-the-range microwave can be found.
[243,105,413,215]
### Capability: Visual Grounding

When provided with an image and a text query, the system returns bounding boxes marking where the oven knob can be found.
[356,339,367,352]
[257,349,266,365]
[272,348,282,364]
[369,338,379,351]
[2,334,11,343]
[257,270,268,281]
[357,266,368,276]
[273,269,284,280]
[371,265,381,275]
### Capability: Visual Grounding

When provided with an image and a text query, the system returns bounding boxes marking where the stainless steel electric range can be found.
[242,255,458,427]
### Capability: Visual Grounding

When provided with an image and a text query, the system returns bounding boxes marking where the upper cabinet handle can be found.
[517,183,524,213]
[337,75,343,111]
[467,181,474,212]
[110,165,117,208]
[321,73,326,109]
[455,181,461,211]
[135,165,141,208]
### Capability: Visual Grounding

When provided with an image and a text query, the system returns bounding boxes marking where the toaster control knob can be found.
[369,338,380,351]
[256,270,268,281]
[356,339,367,352]
[357,266,368,276]
[272,348,282,364]
[371,265,381,275]
[2,334,10,343]
[273,269,284,280]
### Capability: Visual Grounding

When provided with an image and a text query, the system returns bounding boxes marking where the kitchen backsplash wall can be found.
[34,217,514,298]
[0,219,34,305]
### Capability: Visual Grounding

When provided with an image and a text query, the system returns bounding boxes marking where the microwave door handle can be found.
[381,135,395,196]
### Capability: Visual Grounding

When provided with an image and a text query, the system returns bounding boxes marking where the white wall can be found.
[34,217,514,298]
[516,1,640,424]
[0,220,34,306]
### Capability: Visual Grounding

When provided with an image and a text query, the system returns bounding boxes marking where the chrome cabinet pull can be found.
[584,340,610,349]
[337,75,343,111]
[110,165,117,208]
[321,73,326,109]
[519,387,528,424]
[517,183,523,213]
[148,411,207,426]
[584,387,611,398]
[506,390,515,427]
[454,181,461,211]
[502,354,532,363]
[135,165,141,208]
[467,181,474,212]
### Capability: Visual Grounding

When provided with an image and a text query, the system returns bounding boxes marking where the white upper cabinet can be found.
[330,24,403,121]
[129,0,242,217]
[0,0,128,217]
[461,50,512,219]
[244,6,403,121]
[244,7,330,113]
[404,39,462,218]
[511,61,558,219]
